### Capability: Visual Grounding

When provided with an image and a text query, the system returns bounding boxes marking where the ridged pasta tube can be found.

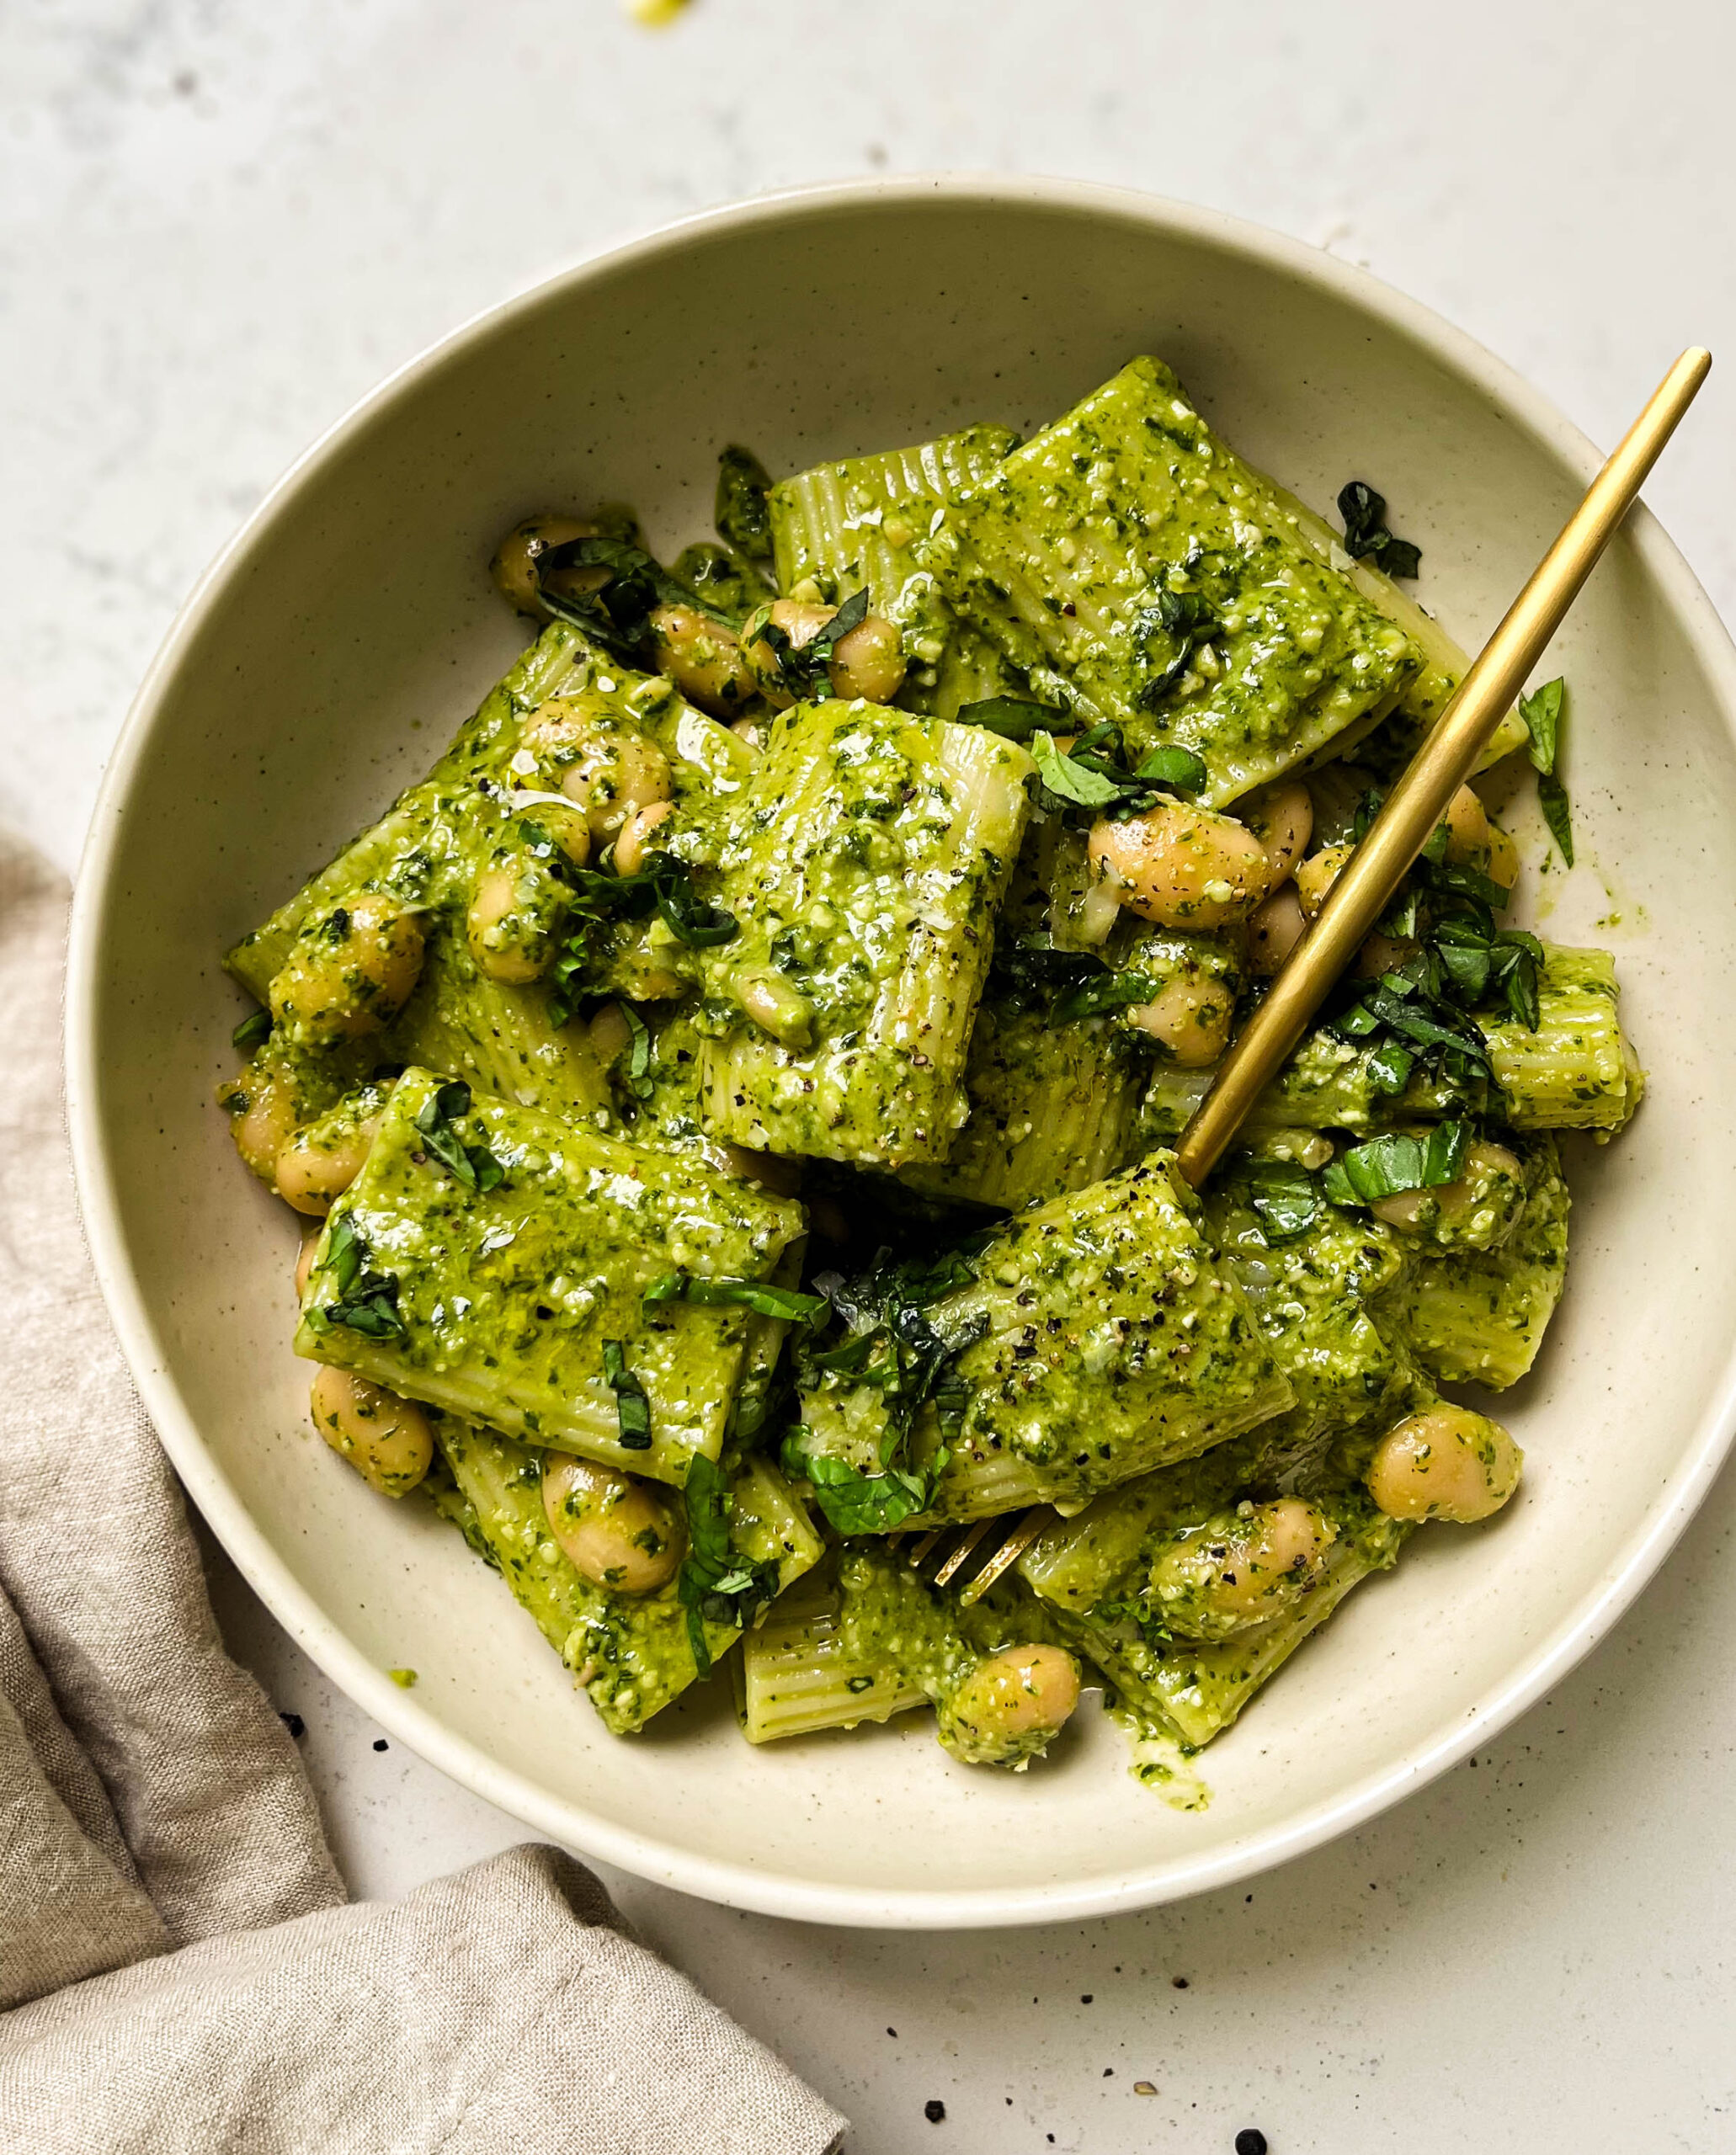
[769,424,1022,717]
[429,1420,822,1735]
[1137,945,1643,1143]
[1378,1136,1570,1390]
[921,357,1421,805]
[699,699,1033,1168]
[296,1069,806,1486]
[736,1567,926,1743]
[897,998,1137,1211]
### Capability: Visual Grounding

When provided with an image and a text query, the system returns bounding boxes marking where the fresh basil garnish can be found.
[232,1008,272,1053]
[1520,677,1574,867]
[754,588,871,701]
[677,1454,778,1675]
[1246,1162,1323,1242]
[601,1341,653,1451]
[545,854,737,1025]
[1052,969,1163,1024]
[315,1212,407,1339]
[1134,743,1209,794]
[533,535,732,662]
[780,1437,945,1536]
[1136,587,1222,709]
[643,1272,828,1322]
[1324,1120,1471,1205]
[1030,730,1126,809]
[1337,481,1422,580]
[413,1081,506,1194]
[714,444,775,563]
[954,695,1068,742]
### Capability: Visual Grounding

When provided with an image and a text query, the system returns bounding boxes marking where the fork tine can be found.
[956,1507,1054,1606]
[929,1518,992,1588]
[906,1526,946,1568]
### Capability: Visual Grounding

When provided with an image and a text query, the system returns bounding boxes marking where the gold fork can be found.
[911,347,1711,1606]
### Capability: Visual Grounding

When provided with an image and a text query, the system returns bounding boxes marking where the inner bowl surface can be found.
[67,177,1736,1927]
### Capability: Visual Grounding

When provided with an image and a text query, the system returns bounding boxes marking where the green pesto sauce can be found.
[431,1420,820,1733]
[700,698,1032,1167]
[298,1068,803,1483]
[923,356,1420,805]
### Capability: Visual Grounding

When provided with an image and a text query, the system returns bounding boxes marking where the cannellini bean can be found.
[466,863,554,985]
[309,1368,432,1497]
[1247,884,1307,976]
[943,1645,1081,1763]
[1125,973,1233,1066]
[613,800,675,879]
[742,599,905,707]
[1240,779,1313,889]
[268,894,424,1046]
[828,612,907,704]
[221,1074,301,1184]
[1294,842,1355,919]
[490,513,601,616]
[294,1225,322,1301]
[560,731,673,842]
[1366,1404,1522,1524]
[274,1110,384,1216]
[1355,929,1414,979]
[541,1453,684,1593]
[587,1003,633,1066]
[1440,783,1492,866]
[648,603,758,718]
[1088,802,1270,929]
[1147,1498,1336,1641]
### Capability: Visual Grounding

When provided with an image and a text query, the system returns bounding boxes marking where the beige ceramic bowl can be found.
[66,178,1736,1927]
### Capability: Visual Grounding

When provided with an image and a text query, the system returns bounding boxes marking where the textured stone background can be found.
[7,4,1733,2147]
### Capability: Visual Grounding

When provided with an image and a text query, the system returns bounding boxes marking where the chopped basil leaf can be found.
[545,856,735,1024]
[1031,730,1125,809]
[714,444,775,563]
[534,535,726,661]
[677,1454,778,1675]
[601,1341,653,1450]
[1331,1120,1472,1205]
[643,1271,829,1322]
[1051,969,1161,1024]
[754,589,871,701]
[619,1004,654,1101]
[1247,1163,1322,1242]
[954,695,1068,742]
[317,1213,406,1338]
[1519,678,1564,774]
[413,1080,506,1194]
[784,1437,944,1536]
[232,1008,272,1053]
[1337,480,1422,579]
[1537,770,1574,868]
[645,853,738,947]
[1135,588,1220,709]
[1366,1039,1415,1095]
[1133,744,1209,793]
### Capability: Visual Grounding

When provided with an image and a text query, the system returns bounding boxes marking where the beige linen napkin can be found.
[0,833,845,2155]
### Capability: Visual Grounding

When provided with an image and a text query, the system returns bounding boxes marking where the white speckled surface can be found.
[10,3,1736,2147]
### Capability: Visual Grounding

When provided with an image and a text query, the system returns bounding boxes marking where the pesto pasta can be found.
[221,357,1640,1780]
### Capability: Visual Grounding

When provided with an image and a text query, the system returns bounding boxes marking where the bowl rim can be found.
[64,170,1736,1930]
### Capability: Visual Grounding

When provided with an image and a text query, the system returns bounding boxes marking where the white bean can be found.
[541,1453,684,1593]
[309,1367,432,1497]
[1088,802,1270,929]
[1366,1405,1521,1524]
